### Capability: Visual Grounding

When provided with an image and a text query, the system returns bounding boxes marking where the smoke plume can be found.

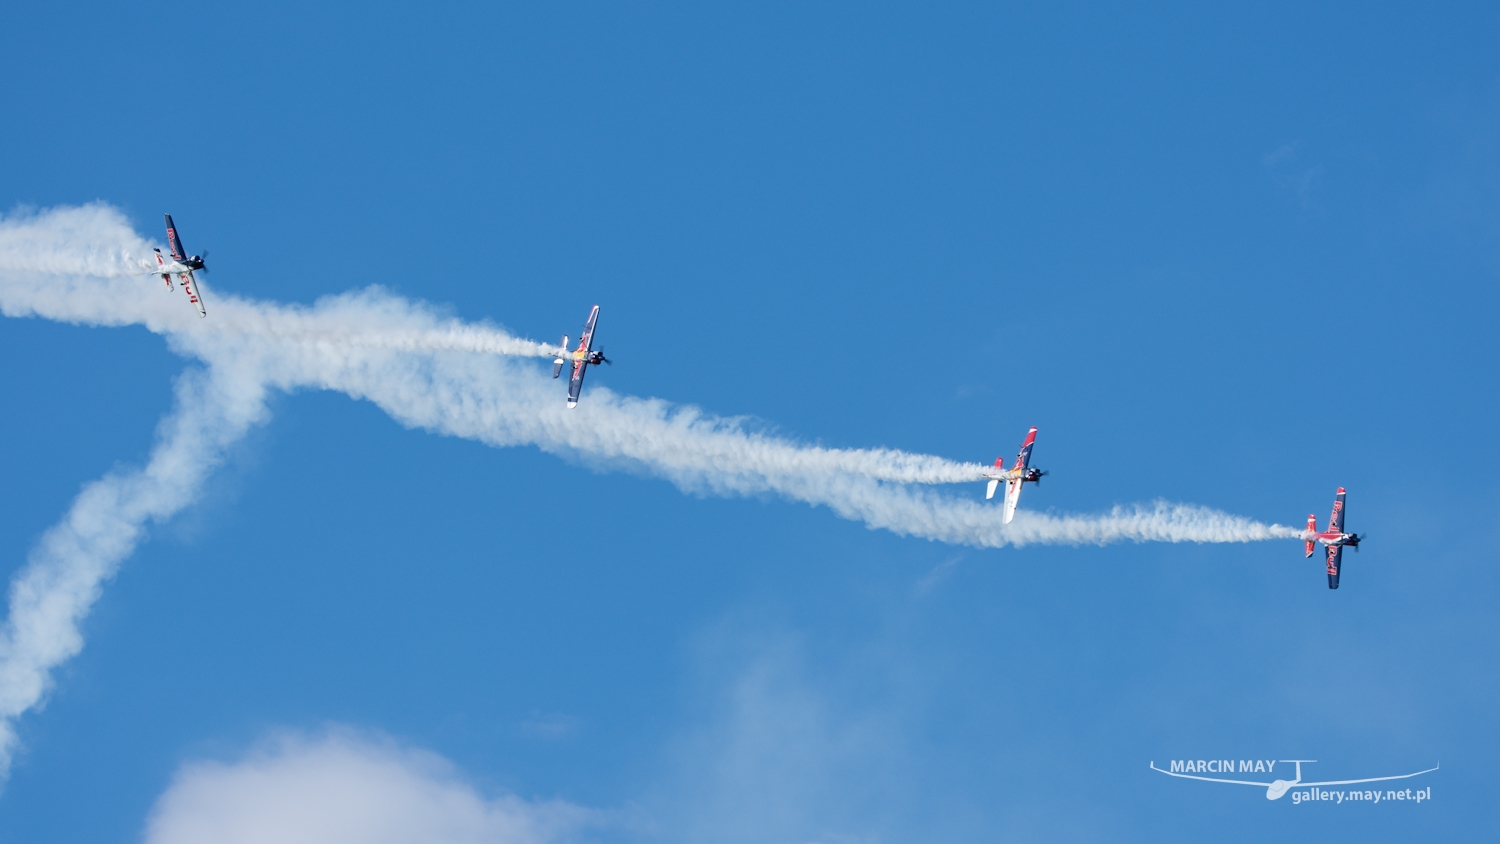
[0,204,1301,783]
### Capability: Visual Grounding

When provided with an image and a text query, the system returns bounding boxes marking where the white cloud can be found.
[143,729,596,844]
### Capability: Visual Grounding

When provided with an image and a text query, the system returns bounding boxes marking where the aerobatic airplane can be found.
[153,214,207,317]
[981,426,1047,524]
[552,305,609,408]
[1305,487,1362,589]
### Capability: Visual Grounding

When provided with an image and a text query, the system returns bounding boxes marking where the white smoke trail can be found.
[203,299,566,359]
[0,204,1302,782]
[0,204,564,358]
[0,359,269,778]
[0,206,989,487]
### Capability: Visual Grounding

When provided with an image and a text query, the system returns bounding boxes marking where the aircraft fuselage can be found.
[1315,531,1357,548]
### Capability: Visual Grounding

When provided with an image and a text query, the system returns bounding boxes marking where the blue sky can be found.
[1,2,1497,842]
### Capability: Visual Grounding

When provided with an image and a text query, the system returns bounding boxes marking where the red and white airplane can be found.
[1305,487,1362,589]
[152,214,207,317]
[552,305,610,408]
[981,426,1046,524]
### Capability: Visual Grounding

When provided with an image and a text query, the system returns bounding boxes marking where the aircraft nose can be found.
[1266,780,1293,800]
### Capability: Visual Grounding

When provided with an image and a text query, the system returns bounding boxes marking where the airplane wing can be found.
[1329,487,1346,534]
[1015,427,1037,471]
[1326,544,1343,589]
[1300,765,1439,788]
[1003,478,1023,524]
[164,214,189,262]
[567,359,587,408]
[579,305,600,352]
[180,272,207,318]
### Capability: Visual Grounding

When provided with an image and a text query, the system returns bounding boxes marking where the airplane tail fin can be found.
[1305,515,1317,557]
[154,248,173,290]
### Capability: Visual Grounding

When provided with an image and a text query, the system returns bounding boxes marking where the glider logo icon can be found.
[1150,759,1438,802]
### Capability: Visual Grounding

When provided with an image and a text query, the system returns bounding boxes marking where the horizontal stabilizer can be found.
[986,478,999,500]
[154,248,173,290]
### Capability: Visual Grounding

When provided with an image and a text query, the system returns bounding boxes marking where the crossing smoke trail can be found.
[0,204,1303,782]
[0,205,989,487]
[0,204,564,358]
[0,362,268,782]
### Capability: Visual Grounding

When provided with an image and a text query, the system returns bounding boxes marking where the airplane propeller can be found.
[198,250,210,274]
[1035,470,1049,486]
